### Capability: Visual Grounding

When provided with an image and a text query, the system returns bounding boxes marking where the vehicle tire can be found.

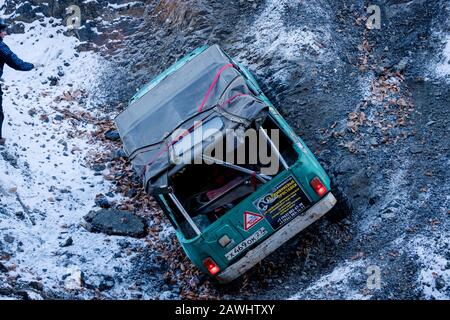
[326,185,352,223]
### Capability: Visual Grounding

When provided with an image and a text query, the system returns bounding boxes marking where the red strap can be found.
[143,63,238,175]
[221,93,248,108]
[197,63,234,112]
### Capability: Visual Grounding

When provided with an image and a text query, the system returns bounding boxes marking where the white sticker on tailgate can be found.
[225,227,268,261]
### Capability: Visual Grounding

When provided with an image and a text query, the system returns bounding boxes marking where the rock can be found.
[28,108,37,116]
[92,164,106,172]
[0,262,8,273]
[60,237,73,247]
[98,275,115,291]
[94,194,110,208]
[126,188,138,198]
[104,130,120,141]
[1,151,18,168]
[409,146,423,154]
[64,267,84,290]
[28,281,44,291]
[435,276,446,291]
[15,211,25,220]
[393,57,409,73]
[83,209,147,238]
[336,156,360,175]
[54,114,64,121]
[9,22,25,34]
[112,148,127,160]
[382,211,396,219]
[369,137,379,146]
[48,76,59,86]
[58,139,68,148]
[4,234,15,244]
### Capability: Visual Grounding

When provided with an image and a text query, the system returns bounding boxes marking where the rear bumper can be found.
[216,192,337,283]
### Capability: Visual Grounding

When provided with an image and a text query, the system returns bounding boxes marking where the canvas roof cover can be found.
[115,45,267,193]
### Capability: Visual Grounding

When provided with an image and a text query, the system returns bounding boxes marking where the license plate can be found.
[225,227,268,261]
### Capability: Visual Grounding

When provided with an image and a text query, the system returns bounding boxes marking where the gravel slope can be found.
[0,0,449,299]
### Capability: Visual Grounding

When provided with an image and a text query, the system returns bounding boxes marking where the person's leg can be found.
[0,86,3,139]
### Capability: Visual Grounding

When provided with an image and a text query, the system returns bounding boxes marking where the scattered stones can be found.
[393,57,409,73]
[58,139,68,148]
[0,262,8,273]
[94,194,111,208]
[335,156,360,175]
[409,146,423,154]
[92,164,106,172]
[104,130,120,141]
[57,66,65,77]
[112,148,127,160]
[15,211,25,220]
[48,76,59,86]
[60,237,73,247]
[28,281,44,291]
[83,209,147,238]
[98,275,115,291]
[369,137,379,146]
[28,108,37,117]
[126,188,138,198]
[3,234,15,244]
[435,276,446,291]
[64,267,84,290]
[1,151,18,168]
[54,114,64,121]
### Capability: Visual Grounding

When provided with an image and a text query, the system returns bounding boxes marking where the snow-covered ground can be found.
[436,35,450,78]
[288,260,368,300]
[0,18,145,299]
[237,0,334,83]
[413,236,450,300]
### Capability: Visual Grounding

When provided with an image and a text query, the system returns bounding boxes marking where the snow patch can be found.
[107,2,141,10]
[241,0,333,82]
[436,35,450,78]
[0,18,148,299]
[289,260,370,300]
[411,236,450,299]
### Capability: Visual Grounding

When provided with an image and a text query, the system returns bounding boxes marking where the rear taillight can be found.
[203,257,220,275]
[310,177,327,197]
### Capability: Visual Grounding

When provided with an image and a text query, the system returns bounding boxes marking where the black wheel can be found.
[326,185,352,223]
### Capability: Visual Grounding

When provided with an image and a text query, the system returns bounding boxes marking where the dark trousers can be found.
[0,86,3,139]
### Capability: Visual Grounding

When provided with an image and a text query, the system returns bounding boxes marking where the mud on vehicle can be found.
[115,45,345,283]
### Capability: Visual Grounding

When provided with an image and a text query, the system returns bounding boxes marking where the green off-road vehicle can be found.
[115,45,345,283]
